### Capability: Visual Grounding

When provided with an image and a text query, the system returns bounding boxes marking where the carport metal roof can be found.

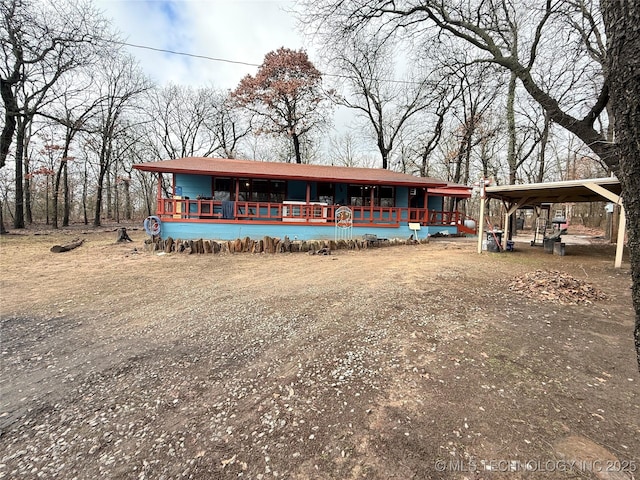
[477,177,625,267]
[484,177,621,204]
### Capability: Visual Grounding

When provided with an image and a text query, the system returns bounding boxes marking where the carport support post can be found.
[477,195,486,254]
[502,200,526,250]
[504,210,511,250]
[615,205,626,268]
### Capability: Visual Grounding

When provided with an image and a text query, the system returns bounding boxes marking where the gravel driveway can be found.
[1,230,638,479]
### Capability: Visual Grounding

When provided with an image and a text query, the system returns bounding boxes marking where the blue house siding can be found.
[158,221,452,242]
[396,187,409,208]
[159,174,462,241]
[176,174,212,199]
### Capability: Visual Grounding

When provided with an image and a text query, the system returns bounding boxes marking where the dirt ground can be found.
[1,225,638,479]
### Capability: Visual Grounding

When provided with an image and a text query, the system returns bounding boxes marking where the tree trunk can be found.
[23,127,32,225]
[116,227,133,242]
[83,159,89,225]
[106,164,112,219]
[0,75,18,170]
[124,179,132,220]
[602,0,640,370]
[0,199,6,234]
[13,121,25,229]
[53,161,63,229]
[63,160,70,226]
[45,174,50,225]
[536,113,551,183]
[292,132,302,164]
[94,133,112,227]
[506,71,517,185]
[94,171,105,227]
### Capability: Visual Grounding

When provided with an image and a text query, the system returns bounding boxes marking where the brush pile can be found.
[508,269,607,305]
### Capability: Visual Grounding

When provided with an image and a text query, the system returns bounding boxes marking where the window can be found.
[215,178,287,202]
[252,179,270,202]
[317,182,334,204]
[348,184,365,206]
[348,184,394,207]
[238,178,251,201]
[270,181,286,203]
[213,177,232,201]
[379,186,395,207]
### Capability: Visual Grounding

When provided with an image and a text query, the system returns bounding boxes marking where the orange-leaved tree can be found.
[232,47,332,164]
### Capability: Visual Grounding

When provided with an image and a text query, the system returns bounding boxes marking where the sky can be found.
[94,0,367,159]
[95,0,307,90]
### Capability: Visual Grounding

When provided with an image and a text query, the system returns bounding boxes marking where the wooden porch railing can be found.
[156,197,474,229]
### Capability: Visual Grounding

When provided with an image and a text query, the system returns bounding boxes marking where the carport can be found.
[477,177,625,267]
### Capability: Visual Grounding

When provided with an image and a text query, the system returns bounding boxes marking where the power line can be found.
[116,41,262,68]
[116,40,426,86]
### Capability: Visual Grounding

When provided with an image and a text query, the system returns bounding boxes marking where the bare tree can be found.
[0,0,110,229]
[146,84,219,160]
[409,93,452,178]
[89,52,150,227]
[327,132,363,167]
[447,61,503,189]
[38,74,105,227]
[302,0,640,369]
[325,32,439,169]
[205,90,253,159]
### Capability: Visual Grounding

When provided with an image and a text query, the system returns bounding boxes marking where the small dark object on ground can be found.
[116,227,133,243]
[310,247,331,255]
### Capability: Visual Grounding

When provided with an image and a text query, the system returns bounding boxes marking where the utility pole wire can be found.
[113,40,425,86]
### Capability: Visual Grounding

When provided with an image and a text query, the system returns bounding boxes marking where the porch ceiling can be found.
[134,157,457,189]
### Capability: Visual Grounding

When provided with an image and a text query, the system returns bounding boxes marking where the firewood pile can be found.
[508,269,607,305]
[145,234,428,255]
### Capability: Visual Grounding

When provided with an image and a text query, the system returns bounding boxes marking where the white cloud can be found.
[94,0,362,157]
[96,0,305,89]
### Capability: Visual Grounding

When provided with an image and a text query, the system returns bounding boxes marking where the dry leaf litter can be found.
[508,269,607,305]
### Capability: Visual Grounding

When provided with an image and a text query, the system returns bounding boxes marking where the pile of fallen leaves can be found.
[508,269,607,305]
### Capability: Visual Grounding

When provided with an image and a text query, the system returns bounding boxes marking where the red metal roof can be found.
[427,186,472,198]
[133,157,461,189]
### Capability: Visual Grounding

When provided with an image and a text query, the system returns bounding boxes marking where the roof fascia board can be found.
[135,164,448,188]
[485,177,619,194]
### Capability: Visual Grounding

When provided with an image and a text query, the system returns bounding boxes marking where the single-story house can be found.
[133,157,475,241]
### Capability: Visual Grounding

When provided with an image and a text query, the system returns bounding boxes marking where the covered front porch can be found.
[154,196,471,229]
[134,157,476,240]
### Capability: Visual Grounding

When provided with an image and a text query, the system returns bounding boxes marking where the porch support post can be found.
[615,205,626,268]
[306,182,311,203]
[370,186,374,220]
[157,173,162,214]
[477,195,486,254]
[235,179,239,217]
[423,189,429,223]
